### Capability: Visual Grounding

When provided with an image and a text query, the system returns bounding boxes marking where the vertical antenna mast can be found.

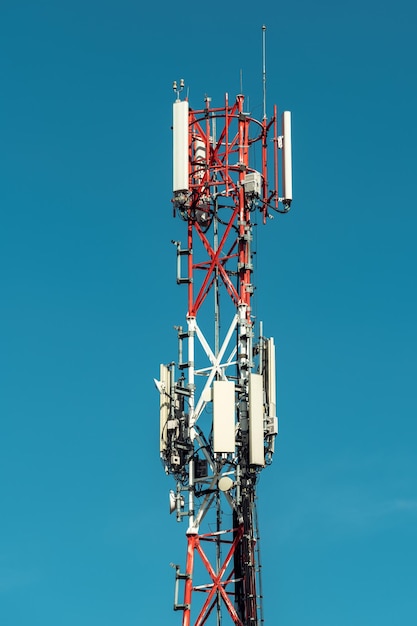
[262,24,267,119]
[157,33,294,625]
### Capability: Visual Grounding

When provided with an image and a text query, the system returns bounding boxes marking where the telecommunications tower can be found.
[155,27,293,626]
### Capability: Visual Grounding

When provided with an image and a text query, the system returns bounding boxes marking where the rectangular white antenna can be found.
[282,111,292,206]
[249,373,265,466]
[266,338,276,419]
[173,100,189,193]
[213,380,236,453]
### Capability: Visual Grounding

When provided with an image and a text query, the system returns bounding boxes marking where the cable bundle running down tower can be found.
[155,53,293,626]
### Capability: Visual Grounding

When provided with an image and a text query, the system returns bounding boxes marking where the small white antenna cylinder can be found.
[173,100,189,194]
[193,137,206,184]
[281,111,292,205]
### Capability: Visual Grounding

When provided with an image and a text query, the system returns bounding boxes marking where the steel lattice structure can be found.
[156,63,292,626]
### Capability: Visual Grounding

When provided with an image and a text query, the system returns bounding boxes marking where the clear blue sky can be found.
[1,0,416,624]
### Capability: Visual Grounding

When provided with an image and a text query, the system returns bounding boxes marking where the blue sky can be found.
[1,0,417,624]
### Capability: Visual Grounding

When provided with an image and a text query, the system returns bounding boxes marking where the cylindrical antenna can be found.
[262,25,267,119]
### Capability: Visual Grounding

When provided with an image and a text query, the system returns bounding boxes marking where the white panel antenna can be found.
[266,338,276,419]
[282,111,292,206]
[213,380,236,453]
[173,100,189,194]
[249,373,265,466]
[265,338,278,453]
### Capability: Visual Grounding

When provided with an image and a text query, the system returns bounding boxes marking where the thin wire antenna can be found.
[262,25,267,119]
[240,68,243,94]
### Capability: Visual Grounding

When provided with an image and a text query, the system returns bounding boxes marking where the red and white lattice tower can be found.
[156,31,293,626]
